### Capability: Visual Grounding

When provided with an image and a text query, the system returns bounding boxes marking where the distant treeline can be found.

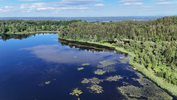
[0,20,81,34]
[59,16,177,86]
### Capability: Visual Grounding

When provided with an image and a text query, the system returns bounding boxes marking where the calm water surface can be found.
[0,34,176,100]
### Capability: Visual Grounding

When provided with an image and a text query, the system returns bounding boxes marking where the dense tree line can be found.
[0,20,81,34]
[59,16,177,85]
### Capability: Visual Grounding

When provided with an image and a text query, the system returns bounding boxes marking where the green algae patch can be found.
[70,88,83,96]
[98,60,117,68]
[78,67,84,71]
[117,72,173,100]
[106,75,123,82]
[81,77,103,84]
[82,63,90,66]
[94,69,106,75]
[87,85,104,94]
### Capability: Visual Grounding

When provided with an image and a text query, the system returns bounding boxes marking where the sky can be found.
[0,0,177,17]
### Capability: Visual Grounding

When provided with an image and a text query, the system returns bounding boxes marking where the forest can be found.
[0,19,80,34]
[59,16,177,87]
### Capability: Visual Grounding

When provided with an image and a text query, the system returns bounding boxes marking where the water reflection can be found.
[20,44,107,64]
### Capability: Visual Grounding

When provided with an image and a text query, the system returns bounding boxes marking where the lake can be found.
[0,33,176,100]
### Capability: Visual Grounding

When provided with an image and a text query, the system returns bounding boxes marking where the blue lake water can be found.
[0,33,176,100]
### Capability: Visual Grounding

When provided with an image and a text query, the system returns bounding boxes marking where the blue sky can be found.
[0,0,177,17]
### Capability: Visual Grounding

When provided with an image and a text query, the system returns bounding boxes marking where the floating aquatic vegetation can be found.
[94,69,106,75]
[89,77,103,84]
[119,56,130,64]
[102,66,116,72]
[87,84,104,94]
[106,75,123,82]
[117,72,173,100]
[78,67,84,71]
[122,82,129,85]
[81,78,90,84]
[70,88,83,96]
[98,60,117,68]
[39,83,44,86]
[39,79,57,86]
[94,66,116,75]
[81,77,103,84]
[45,81,50,85]
[82,63,90,66]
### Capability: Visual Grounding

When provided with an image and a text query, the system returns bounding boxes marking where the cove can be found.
[0,33,176,100]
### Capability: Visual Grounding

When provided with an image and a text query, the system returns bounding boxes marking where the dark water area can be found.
[0,16,162,22]
[0,33,176,100]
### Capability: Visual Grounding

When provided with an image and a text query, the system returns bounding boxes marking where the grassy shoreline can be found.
[0,31,59,35]
[58,37,177,97]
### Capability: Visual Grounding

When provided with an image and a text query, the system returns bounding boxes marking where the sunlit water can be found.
[0,34,176,100]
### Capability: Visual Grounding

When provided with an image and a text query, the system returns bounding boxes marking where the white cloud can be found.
[18,0,41,1]
[118,0,143,6]
[123,2,143,5]
[0,0,102,13]
[118,0,142,3]
[157,2,170,4]
[5,6,13,9]
[37,7,54,11]
[156,1,177,4]
[0,6,16,12]
[152,0,172,1]
[95,4,105,6]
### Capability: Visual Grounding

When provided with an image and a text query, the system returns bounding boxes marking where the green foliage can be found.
[0,19,80,34]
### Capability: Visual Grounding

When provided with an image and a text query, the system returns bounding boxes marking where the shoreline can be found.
[58,37,177,98]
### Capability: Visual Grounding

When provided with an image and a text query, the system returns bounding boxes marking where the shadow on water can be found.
[0,33,176,100]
